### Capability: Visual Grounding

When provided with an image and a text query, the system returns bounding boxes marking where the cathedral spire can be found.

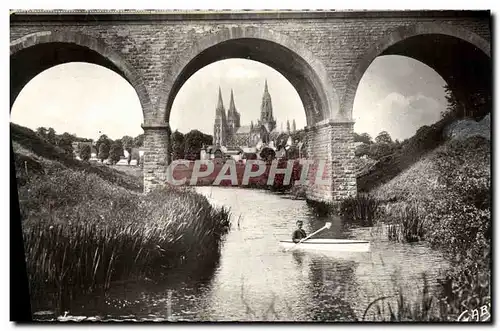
[260,79,276,132]
[215,86,226,119]
[228,89,237,115]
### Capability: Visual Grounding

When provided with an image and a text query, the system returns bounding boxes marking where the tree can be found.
[286,120,291,133]
[121,135,134,154]
[133,134,144,147]
[79,144,91,161]
[355,143,371,158]
[353,132,373,145]
[171,130,185,160]
[375,131,393,145]
[46,128,57,145]
[57,132,74,156]
[96,134,112,157]
[184,130,212,160]
[36,127,47,139]
[112,139,124,158]
[260,147,276,161]
[109,143,123,164]
[368,143,393,160]
[292,119,297,133]
[98,144,109,162]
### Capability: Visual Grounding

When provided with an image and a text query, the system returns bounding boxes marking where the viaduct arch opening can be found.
[160,28,340,128]
[10,31,152,118]
[343,24,492,120]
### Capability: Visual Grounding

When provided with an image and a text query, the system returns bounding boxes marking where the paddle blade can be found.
[325,222,332,229]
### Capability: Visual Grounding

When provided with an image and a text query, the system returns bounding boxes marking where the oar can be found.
[285,222,332,252]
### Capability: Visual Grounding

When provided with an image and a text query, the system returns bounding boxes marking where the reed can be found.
[339,194,380,227]
[18,169,231,314]
[385,202,426,243]
[364,264,491,322]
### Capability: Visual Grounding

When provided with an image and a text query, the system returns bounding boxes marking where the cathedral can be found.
[213,80,295,149]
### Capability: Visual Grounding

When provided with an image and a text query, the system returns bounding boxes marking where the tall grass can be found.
[339,194,380,227]
[18,168,231,314]
[364,263,491,322]
[385,202,426,243]
[363,274,439,321]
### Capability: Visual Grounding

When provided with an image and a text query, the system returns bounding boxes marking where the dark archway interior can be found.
[10,42,126,109]
[381,34,491,118]
[166,38,329,126]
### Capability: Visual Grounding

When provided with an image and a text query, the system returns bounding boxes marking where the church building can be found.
[213,80,292,150]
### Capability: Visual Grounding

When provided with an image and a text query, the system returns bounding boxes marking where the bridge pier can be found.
[142,122,171,193]
[305,120,357,205]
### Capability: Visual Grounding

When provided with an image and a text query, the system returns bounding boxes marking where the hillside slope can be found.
[371,135,490,203]
[11,122,143,192]
[357,113,491,193]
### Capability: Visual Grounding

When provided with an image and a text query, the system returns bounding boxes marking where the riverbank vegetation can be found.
[12,123,232,315]
[305,106,491,321]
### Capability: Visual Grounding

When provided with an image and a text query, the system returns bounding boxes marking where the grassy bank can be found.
[305,134,491,321]
[12,124,232,314]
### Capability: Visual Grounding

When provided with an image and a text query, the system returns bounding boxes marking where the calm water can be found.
[40,187,450,322]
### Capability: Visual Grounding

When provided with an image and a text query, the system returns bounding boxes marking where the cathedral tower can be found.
[213,87,228,146]
[227,89,241,134]
[259,79,277,132]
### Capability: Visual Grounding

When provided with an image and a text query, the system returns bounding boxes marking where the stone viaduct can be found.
[10,10,491,203]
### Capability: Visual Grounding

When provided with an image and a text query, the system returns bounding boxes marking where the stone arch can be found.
[10,30,153,120]
[342,22,491,119]
[157,26,340,127]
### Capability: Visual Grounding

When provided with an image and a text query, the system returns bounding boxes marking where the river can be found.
[40,187,450,322]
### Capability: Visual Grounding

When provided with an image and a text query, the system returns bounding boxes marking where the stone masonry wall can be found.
[10,13,491,121]
[305,121,357,203]
[142,127,170,192]
[10,12,490,201]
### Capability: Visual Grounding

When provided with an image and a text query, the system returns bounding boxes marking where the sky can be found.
[10,55,447,142]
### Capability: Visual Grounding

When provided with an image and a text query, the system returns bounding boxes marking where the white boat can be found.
[279,238,370,252]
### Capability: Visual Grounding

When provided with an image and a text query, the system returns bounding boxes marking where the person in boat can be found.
[292,220,307,243]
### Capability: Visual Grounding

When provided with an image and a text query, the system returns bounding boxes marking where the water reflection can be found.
[41,187,450,321]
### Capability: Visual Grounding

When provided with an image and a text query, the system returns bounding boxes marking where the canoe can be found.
[279,238,370,252]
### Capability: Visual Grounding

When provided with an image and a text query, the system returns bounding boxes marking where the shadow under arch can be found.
[341,22,492,120]
[158,26,341,127]
[10,31,153,121]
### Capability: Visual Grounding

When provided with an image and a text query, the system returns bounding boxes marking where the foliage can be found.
[441,84,492,121]
[18,169,231,314]
[46,128,57,145]
[79,144,91,161]
[133,133,144,147]
[56,132,74,156]
[353,132,373,145]
[98,144,109,162]
[171,130,185,160]
[370,136,491,321]
[121,135,134,164]
[357,114,457,192]
[338,194,380,227]
[109,142,123,164]
[96,134,112,159]
[260,147,276,161]
[375,131,393,144]
[184,130,213,161]
[385,202,427,243]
